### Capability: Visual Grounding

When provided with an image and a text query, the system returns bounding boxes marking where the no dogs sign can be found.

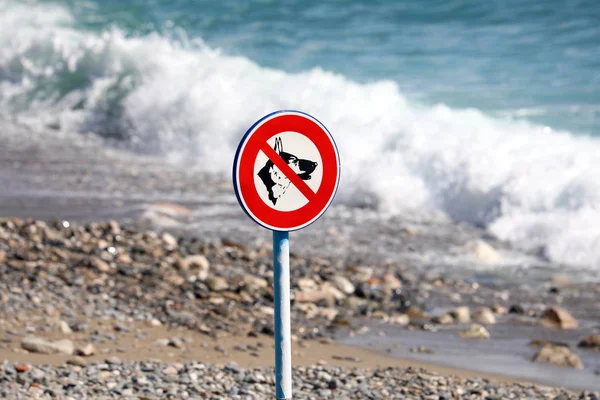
[233,110,340,231]
[232,110,340,398]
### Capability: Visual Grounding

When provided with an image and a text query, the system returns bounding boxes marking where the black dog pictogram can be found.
[257,137,318,205]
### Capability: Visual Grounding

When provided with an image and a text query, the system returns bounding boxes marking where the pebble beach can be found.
[1,217,599,399]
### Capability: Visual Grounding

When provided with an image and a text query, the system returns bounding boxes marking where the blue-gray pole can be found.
[273,230,292,399]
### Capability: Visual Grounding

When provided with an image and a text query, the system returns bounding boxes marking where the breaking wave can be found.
[2,0,600,267]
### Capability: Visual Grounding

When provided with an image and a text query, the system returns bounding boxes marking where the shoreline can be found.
[0,217,598,397]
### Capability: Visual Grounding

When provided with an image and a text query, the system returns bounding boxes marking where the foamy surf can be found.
[1,0,600,267]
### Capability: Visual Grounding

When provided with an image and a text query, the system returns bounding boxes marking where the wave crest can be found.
[2,0,600,267]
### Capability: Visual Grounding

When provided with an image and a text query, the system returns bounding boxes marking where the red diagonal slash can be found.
[259,142,317,202]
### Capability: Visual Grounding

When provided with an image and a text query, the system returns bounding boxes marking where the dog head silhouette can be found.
[257,137,318,205]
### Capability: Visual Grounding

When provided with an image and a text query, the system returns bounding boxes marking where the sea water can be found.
[1,0,599,267]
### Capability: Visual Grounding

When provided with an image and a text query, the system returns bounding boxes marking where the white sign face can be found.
[253,131,323,212]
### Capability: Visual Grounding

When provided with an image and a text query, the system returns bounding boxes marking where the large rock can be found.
[329,275,355,295]
[464,240,501,263]
[532,344,584,369]
[21,336,74,355]
[578,335,600,351]
[473,307,496,325]
[542,306,578,329]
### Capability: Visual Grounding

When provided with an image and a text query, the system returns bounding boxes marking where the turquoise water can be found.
[54,0,600,135]
[2,0,600,267]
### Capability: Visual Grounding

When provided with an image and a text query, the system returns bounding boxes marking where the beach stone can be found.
[295,285,343,307]
[243,274,268,292]
[30,368,46,381]
[389,314,410,326]
[161,233,178,249]
[464,240,501,263]
[405,306,427,320]
[492,305,509,315]
[318,308,339,321]
[207,276,229,292]
[21,336,74,355]
[166,274,185,286]
[154,339,170,347]
[578,335,600,351]
[509,304,525,314]
[90,256,111,273]
[542,306,578,329]
[163,366,178,375]
[67,357,87,367]
[473,307,496,325]
[450,306,471,323]
[352,266,374,282]
[532,344,584,369]
[106,356,121,365]
[14,365,29,373]
[47,318,73,334]
[459,324,490,339]
[168,337,184,349]
[178,255,210,280]
[529,339,570,348]
[321,282,346,300]
[0,251,6,263]
[382,273,402,289]
[432,314,453,325]
[329,276,355,295]
[297,278,318,291]
[75,344,96,357]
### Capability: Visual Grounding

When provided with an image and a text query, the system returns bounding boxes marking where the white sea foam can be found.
[1,0,600,267]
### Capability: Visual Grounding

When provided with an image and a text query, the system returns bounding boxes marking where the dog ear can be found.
[274,137,283,154]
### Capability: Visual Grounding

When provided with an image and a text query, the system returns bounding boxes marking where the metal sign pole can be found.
[273,230,292,399]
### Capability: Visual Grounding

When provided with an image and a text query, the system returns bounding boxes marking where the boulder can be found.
[542,306,578,329]
[532,344,584,369]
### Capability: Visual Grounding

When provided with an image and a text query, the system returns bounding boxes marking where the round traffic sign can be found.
[233,110,340,231]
